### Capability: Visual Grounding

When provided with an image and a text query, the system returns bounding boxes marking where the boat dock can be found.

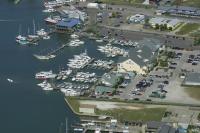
[47,43,69,56]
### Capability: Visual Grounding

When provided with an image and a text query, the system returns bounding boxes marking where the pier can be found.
[47,43,69,56]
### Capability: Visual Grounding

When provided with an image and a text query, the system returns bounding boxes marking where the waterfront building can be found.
[117,39,161,75]
[56,18,81,32]
[95,86,114,95]
[101,73,120,87]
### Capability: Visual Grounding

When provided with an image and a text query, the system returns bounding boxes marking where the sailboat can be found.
[28,19,39,40]
[16,24,29,45]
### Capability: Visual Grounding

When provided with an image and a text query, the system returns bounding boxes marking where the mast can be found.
[65,118,68,133]
[33,19,36,35]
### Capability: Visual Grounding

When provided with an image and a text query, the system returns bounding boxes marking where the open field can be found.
[184,86,200,100]
[176,23,200,35]
[96,108,166,121]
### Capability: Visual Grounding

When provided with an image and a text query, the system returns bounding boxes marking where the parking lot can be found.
[113,49,200,105]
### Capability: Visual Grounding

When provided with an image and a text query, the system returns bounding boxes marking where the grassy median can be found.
[184,86,200,100]
[176,23,200,35]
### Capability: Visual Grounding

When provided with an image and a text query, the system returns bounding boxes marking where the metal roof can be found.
[118,38,161,67]
[56,18,80,28]
[183,72,200,85]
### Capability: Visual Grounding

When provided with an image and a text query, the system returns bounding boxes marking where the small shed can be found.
[79,104,96,114]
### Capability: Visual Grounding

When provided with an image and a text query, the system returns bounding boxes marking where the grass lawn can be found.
[184,86,200,100]
[99,0,144,5]
[177,0,200,8]
[96,108,166,121]
[176,23,200,35]
[66,97,80,113]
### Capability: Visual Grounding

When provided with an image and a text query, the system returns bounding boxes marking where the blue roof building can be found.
[56,18,80,32]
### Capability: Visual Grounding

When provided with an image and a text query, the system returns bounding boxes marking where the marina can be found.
[97,45,128,57]
[67,51,93,69]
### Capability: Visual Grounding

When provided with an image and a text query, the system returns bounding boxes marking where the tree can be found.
[163,24,168,30]
[168,27,173,31]
[155,24,159,30]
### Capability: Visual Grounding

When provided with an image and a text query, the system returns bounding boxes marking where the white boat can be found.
[96,39,103,43]
[7,78,14,83]
[33,54,56,60]
[16,35,29,45]
[70,34,79,39]
[43,35,50,40]
[36,29,48,37]
[35,70,57,79]
[95,128,101,133]
[45,16,60,25]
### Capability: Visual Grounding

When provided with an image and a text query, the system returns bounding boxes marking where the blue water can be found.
[0,1,80,133]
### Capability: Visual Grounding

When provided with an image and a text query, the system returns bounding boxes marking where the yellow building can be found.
[117,59,146,74]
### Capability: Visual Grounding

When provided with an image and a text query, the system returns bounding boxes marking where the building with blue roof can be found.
[56,18,81,32]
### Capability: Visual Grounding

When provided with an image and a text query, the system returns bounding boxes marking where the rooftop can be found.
[95,86,114,94]
[56,18,80,28]
[118,38,161,67]
[183,72,200,85]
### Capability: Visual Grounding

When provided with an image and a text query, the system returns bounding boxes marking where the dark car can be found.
[163,80,169,84]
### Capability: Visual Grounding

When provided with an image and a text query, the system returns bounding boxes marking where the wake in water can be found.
[0,19,20,22]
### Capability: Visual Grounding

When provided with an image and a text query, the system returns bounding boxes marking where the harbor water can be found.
[0,1,82,133]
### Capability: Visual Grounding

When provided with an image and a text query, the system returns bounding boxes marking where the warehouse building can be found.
[183,72,200,86]
[149,17,181,30]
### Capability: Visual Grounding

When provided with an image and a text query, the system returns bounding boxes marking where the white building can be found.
[128,14,145,23]
[149,17,181,30]
[87,3,99,9]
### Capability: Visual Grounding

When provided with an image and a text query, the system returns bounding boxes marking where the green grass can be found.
[175,0,200,8]
[66,97,80,113]
[176,23,200,35]
[184,86,200,100]
[98,0,145,6]
[96,108,166,121]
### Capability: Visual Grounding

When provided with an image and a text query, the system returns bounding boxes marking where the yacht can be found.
[43,35,50,40]
[36,29,48,37]
[35,70,57,79]
[37,80,54,91]
[45,16,60,25]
